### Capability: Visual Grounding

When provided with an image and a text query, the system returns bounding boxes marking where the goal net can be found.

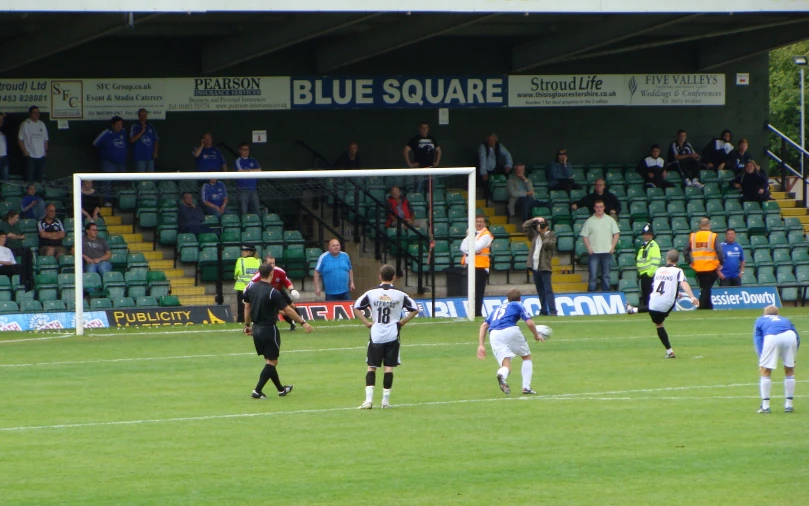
[71,167,478,335]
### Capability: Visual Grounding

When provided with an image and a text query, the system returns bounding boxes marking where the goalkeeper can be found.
[244,253,304,331]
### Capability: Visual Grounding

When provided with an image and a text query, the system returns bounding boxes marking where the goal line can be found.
[71,167,478,335]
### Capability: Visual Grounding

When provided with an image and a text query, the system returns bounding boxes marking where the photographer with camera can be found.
[523,216,557,316]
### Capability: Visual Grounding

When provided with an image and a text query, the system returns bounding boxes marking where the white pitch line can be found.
[0,382,799,433]
[0,331,759,369]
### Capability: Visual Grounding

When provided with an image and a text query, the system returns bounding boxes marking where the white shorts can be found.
[490,327,531,366]
[759,330,798,370]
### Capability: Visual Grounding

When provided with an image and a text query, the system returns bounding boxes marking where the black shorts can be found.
[366,339,401,368]
[253,324,281,360]
[649,306,674,325]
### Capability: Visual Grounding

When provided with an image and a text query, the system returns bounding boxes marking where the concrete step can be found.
[781,207,807,217]
[178,295,216,306]
[148,259,174,270]
[168,277,196,286]
[127,242,154,252]
[122,233,144,243]
[488,215,508,225]
[162,268,186,278]
[776,199,796,208]
[100,207,114,216]
[553,273,583,283]
[102,215,122,225]
[107,225,133,235]
[770,191,788,200]
[173,286,207,296]
[553,282,588,293]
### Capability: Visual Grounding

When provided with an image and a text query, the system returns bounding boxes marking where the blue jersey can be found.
[130,123,159,161]
[314,251,353,295]
[93,128,128,164]
[753,315,800,356]
[235,157,260,190]
[720,242,744,278]
[201,181,228,207]
[195,146,226,171]
[485,301,531,331]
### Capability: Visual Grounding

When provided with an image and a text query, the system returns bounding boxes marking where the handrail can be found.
[767,124,809,158]
[765,150,807,182]
[294,140,333,168]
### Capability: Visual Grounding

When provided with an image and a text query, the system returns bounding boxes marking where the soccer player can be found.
[477,288,546,395]
[753,306,800,413]
[245,254,301,331]
[647,250,699,358]
[353,264,419,409]
[243,263,313,400]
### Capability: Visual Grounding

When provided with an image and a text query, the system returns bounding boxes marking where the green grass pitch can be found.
[1,309,807,505]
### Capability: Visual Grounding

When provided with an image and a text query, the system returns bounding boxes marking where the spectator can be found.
[235,142,261,215]
[0,112,7,181]
[82,222,112,275]
[37,203,66,258]
[334,141,362,169]
[508,163,549,221]
[523,216,557,317]
[580,200,620,292]
[571,178,621,217]
[0,210,32,290]
[0,231,23,279]
[684,217,725,310]
[201,178,230,218]
[720,138,753,175]
[80,179,102,223]
[93,115,128,205]
[21,184,45,220]
[635,145,675,189]
[18,105,48,182]
[732,160,770,203]
[178,192,215,236]
[460,214,494,317]
[403,122,441,193]
[667,129,703,188]
[478,132,513,199]
[314,238,355,301]
[701,129,734,170]
[548,148,581,191]
[385,186,414,228]
[129,108,159,173]
[719,228,745,287]
[193,132,227,172]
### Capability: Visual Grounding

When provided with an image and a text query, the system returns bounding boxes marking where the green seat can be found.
[788,231,808,249]
[159,295,181,307]
[743,201,764,217]
[792,249,809,266]
[259,213,280,228]
[284,230,305,247]
[727,216,747,234]
[82,272,104,296]
[761,201,781,216]
[263,230,284,247]
[43,299,67,311]
[177,233,199,264]
[113,296,136,308]
[629,202,649,221]
[220,213,241,231]
[136,296,159,308]
[197,247,219,282]
[198,232,219,249]
[724,200,744,216]
[90,297,113,310]
[220,228,242,246]
[20,299,42,312]
[127,253,149,270]
[747,215,767,236]
[785,217,804,232]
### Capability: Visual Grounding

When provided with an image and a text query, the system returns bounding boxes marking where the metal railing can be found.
[766,123,809,208]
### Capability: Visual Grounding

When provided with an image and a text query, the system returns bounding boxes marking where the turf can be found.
[1,309,807,505]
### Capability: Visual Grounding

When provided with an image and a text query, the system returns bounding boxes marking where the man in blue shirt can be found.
[477,288,547,395]
[201,178,229,218]
[753,306,800,413]
[93,115,128,204]
[314,238,354,301]
[719,228,745,286]
[192,132,227,172]
[129,108,159,173]
[235,142,261,215]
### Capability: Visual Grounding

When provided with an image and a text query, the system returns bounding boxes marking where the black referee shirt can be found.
[244,281,288,325]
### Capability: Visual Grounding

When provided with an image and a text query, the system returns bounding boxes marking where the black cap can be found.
[642,223,654,235]
[241,244,257,251]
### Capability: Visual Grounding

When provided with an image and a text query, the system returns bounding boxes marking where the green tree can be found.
[769,40,809,171]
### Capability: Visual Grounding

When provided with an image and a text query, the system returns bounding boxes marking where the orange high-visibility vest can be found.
[690,230,719,272]
[461,227,493,269]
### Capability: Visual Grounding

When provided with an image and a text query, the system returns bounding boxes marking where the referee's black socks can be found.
[256,364,284,393]
[656,327,671,349]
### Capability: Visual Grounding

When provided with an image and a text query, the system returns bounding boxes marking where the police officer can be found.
[234,244,261,323]
[634,223,661,312]
[684,218,725,310]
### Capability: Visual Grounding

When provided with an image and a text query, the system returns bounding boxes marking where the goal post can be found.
[72,167,478,335]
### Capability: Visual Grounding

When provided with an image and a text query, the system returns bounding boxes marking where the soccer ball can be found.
[536,325,552,339]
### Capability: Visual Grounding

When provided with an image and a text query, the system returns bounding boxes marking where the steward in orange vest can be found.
[460,215,494,317]
[684,218,725,310]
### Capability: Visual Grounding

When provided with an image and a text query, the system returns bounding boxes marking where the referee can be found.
[244,263,313,399]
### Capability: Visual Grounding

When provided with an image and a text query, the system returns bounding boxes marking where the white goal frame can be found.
[72,167,478,335]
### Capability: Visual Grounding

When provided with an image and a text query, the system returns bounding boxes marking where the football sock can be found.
[785,376,795,408]
[255,364,273,393]
[656,327,671,349]
[365,370,376,387]
[521,360,533,390]
[268,366,284,392]
[497,366,509,380]
[383,372,393,389]
[760,377,771,409]
[365,386,374,403]
[382,388,391,405]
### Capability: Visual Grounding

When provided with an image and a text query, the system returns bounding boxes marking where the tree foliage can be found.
[769,41,809,170]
